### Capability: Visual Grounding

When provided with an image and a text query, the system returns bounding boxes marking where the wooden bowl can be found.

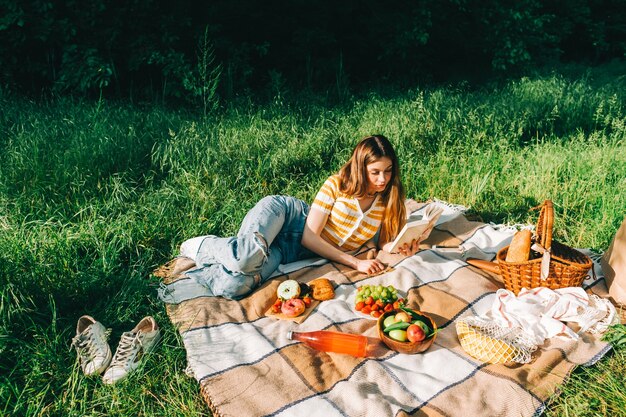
[377,308,437,354]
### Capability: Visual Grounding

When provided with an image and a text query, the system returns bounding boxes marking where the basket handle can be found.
[532,200,553,249]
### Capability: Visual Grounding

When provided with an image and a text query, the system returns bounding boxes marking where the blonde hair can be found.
[338,135,406,244]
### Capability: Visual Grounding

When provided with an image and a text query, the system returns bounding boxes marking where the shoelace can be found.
[71,326,109,362]
[158,282,173,298]
[109,331,142,368]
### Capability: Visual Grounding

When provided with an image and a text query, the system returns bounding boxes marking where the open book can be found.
[388,204,444,253]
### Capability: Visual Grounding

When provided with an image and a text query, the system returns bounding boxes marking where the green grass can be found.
[1,63,625,416]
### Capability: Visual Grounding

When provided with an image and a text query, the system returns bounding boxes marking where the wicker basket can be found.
[496,200,593,294]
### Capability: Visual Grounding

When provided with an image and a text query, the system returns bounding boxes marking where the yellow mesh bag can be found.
[456,317,537,364]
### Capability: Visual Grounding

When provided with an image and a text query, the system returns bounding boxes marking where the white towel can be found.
[486,287,618,345]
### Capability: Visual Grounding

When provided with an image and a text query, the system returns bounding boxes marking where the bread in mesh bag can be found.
[456,317,537,364]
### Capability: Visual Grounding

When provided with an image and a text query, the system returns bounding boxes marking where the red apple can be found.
[406,324,426,342]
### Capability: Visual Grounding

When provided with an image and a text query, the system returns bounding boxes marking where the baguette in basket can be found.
[505,230,532,262]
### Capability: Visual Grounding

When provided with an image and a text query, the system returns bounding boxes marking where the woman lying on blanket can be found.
[175,135,422,299]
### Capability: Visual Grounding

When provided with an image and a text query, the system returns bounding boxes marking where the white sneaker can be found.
[102,316,160,384]
[72,315,112,376]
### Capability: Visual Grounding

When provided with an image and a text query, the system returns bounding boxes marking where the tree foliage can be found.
[0,0,624,100]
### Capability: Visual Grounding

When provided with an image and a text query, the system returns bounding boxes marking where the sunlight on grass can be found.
[0,64,624,416]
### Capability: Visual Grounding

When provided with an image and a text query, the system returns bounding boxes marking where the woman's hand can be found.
[399,226,433,256]
[397,239,419,257]
[355,258,387,275]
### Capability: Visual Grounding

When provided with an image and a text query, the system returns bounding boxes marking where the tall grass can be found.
[1,64,625,416]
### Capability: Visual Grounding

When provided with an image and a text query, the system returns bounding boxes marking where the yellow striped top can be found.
[311,175,385,250]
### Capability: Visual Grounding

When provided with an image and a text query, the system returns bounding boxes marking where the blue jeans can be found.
[181,195,311,300]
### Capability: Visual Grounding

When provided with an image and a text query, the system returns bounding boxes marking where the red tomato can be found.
[370,310,382,318]
[361,306,372,315]
[365,296,374,306]
[383,303,394,312]
[371,303,380,311]
[355,301,365,311]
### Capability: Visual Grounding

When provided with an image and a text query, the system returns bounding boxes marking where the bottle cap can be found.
[286,331,293,340]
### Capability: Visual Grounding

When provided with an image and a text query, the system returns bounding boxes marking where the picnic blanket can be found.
[157,201,617,417]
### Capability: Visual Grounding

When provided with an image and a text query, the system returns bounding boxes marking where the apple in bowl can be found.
[378,307,437,354]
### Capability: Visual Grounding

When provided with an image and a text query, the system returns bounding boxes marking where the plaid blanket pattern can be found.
[160,203,612,417]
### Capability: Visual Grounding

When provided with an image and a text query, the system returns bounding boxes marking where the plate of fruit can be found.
[378,306,437,354]
[349,284,405,320]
